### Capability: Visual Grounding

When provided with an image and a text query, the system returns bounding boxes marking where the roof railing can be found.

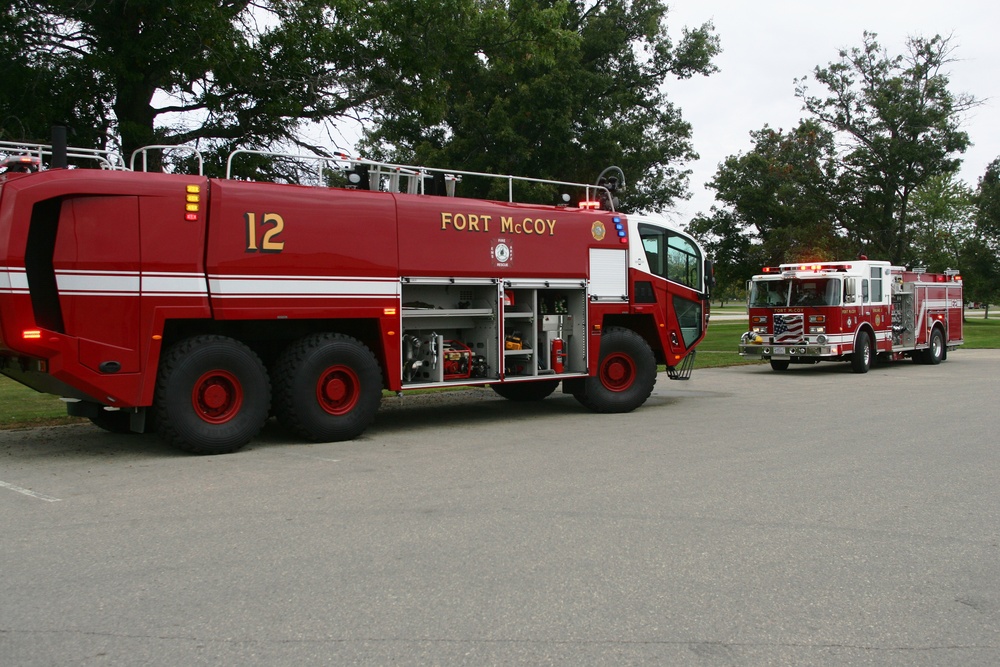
[1,141,615,210]
[0,140,126,170]
[131,145,204,175]
[225,150,615,209]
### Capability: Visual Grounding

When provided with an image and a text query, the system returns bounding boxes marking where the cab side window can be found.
[870,267,883,303]
[638,223,701,289]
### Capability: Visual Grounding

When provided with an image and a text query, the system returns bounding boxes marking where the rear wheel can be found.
[850,332,872,374]
[571,327,656,413]
[923,327,945,365]
[273,333,383,442]
[491,380,560,402]
[155,336,270,455]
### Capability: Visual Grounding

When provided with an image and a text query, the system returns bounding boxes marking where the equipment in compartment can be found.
[551,338,566,373]
[403,333,487,382]
[442,340,473,380]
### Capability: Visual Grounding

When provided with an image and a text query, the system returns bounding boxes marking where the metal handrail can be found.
[0,140,126,170]
[130,145,204,175]
[225,149,615,209]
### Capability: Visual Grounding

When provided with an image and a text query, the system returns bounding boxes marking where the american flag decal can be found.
[774,313,804,342]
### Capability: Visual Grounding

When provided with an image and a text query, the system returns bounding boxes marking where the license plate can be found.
[772,346,786,355]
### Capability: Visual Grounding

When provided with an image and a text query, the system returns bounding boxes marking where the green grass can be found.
[961,317,1000,348]
[693,320,760,369]
[3,313,998,428]
[0,376,83,429]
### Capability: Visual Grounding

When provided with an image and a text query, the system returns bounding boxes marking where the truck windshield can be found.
[789,278,840,306]
[749,280,788,307]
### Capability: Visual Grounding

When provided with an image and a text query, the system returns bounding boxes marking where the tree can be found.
[362,0,721,212]
[687,207,760,306]
[907,174,975,272]
[700,120,850,266]
[0,0,462,169]
[796,32,978,265]
[963,158,1000,316]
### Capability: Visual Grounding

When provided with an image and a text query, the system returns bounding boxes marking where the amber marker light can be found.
[22,329,42,339]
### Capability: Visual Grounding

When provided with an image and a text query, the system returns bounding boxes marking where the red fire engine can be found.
[0,140,713,454]
[739,260,963,372]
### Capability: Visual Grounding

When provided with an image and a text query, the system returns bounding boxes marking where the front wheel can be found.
[155,336,271,455]
[273,333,383,442]
[769,359,790,372]
[850,332,872,374]
[571,327,656,413]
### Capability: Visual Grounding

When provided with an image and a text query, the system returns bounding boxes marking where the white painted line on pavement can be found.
[0,480,62,502]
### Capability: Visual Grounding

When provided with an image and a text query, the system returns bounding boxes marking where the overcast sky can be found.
[664,0,999,224]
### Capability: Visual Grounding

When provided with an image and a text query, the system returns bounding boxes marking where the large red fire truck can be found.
[0,140,713,454]
[739,260,963,372]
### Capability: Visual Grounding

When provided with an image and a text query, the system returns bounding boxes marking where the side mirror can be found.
[844,277,856,303]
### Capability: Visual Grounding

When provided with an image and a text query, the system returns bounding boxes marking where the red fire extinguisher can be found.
[551,338,565,373]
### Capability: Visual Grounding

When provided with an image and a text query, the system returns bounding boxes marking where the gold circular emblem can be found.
[591,221,606,241]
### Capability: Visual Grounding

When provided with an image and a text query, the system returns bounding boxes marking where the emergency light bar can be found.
[766,263,852,273]
[1,155,40,172]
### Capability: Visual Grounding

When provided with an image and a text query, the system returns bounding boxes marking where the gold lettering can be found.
[522,218,534,234]
[546,219,556,235]
[440,212,452,230]
[468,214,480,231]
[481,215,491,232]
[501,216,514,233]
[453,213,467,231]
[261,213,285,252]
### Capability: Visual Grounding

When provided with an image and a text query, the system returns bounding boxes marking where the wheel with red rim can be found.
[571,326,656,413]
[192,369,243,423]
[315,365,360,415]
[600,352,637,391]
[155,336,270,455]
[273,333,382,442]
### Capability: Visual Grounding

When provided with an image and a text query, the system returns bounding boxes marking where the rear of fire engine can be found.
[0,141,713,454]
[738,261,963,373]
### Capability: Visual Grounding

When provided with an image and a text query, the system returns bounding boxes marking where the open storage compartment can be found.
[401,278,500,386]
[501,279,588,380]
[399,277,588,388]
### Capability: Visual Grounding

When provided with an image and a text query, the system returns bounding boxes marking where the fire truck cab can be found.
[739,260,963,372]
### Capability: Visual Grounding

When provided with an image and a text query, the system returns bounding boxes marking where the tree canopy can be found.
[363,0,720,211]
[1,0,719,206]
[693,32,979,273]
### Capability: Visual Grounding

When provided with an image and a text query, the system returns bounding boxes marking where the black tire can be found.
[850,331,872,374]
[571,327,656,413]
[923,327,945,365]
[88,410,134,434]
[491,380,560,402]
[154,336,270,455]
[273,333,382,442]
[769,359,790,372]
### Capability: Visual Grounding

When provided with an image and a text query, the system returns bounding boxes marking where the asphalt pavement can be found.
[2,350,998,666]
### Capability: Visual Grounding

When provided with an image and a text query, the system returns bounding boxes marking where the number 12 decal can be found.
[245,212,285,253]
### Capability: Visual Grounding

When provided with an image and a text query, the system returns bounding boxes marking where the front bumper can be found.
[739,343,835,360]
